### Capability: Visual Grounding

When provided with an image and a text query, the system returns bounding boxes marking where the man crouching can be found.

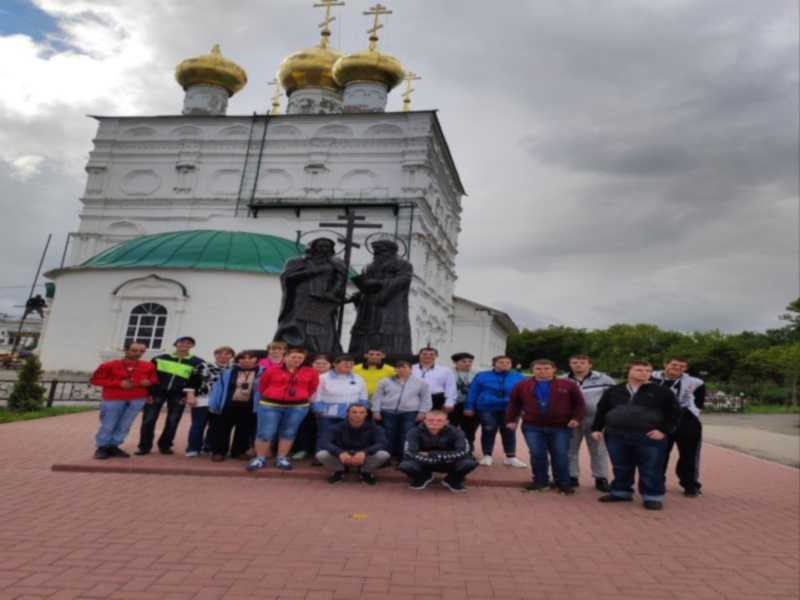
[398,410,478,493]
[316,404,390,485]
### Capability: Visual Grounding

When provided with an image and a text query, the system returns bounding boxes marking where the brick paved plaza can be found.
[1,411,798,600]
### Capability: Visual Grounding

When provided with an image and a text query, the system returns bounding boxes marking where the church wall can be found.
[452,298,511,370]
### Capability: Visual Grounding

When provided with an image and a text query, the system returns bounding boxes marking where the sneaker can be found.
[479,456,493,466]
[327,471,345,484]
[409,476,433,490]
[595,477,611,492]
[274,456,293,471]
[683,488,702,497]
[134,449,149,456]
[246,456,268,472]
[360,471,377,486]
[569,477,580,487]
[185,451,200,458]
[108,446,130,458]
[311,457,323,467]
[158,447,174,456]
[503,456,528,468]
[598,494,633,503]
[93,447,110,460]
[557,485,576,495]
[441,479,467,493]
[643,500,663,511]
[524,481,549,492]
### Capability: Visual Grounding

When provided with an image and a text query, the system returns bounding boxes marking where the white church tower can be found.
[40,2,517,371]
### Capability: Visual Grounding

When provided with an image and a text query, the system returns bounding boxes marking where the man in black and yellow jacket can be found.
[136,336,205,455]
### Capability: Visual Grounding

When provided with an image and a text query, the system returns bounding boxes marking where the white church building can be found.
[39,4,517,372]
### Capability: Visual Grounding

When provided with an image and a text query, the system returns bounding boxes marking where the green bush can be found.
[8,355,46,412]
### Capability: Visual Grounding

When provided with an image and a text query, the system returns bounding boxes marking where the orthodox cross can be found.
[318,208,383,338]
[314,0,345,48]
[401,71,421,112]
[364,3,392,49]
[268,79,281,114]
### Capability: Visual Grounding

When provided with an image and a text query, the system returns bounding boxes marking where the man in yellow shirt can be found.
[353,347,396,403]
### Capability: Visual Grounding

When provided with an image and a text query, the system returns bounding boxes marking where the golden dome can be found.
[332,48,404,91]
[278,44,344,95]
[175,45,247,97]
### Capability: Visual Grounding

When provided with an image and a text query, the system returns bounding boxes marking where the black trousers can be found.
[431,393,446,411]
[290,410,318,455]
[138,392,185,452]
[448,403,479,453]
[211,402,255,458]
[663,409,703,490]
[398,457,478,485]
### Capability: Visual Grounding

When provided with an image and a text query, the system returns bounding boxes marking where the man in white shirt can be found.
[412,347,457,412]
[313,354,369,448]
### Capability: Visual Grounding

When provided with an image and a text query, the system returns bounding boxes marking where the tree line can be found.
[506,299,800,405]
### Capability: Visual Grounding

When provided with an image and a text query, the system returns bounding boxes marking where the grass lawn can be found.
[743,404,800,414]
[0,406,97,424]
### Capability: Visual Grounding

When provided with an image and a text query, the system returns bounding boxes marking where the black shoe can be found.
[409,476,433,490]
[557,485,576,495]
[595,477,611,492]
[158,448,174,455]
[360,471,377,486]
[683,488,702,497]
[108,446,130,458]
[441,479,466,493]
[524,481,550,492]
[133,448,150,456]
[569,477,579,487]
[644,500,663,511]
[93,447,110,460]
[311,457,323,467]
[327,471,345,485]
[598,494,633,503]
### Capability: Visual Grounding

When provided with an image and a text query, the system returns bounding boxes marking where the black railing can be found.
[0,379,100,407]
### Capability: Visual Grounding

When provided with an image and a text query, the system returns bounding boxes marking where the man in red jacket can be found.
[507,359,585,494]
[90,342,158,459]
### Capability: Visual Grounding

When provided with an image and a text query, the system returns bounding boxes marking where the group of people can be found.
[89,336,705,508]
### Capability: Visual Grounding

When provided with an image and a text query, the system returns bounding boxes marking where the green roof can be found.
[81,230,303,274]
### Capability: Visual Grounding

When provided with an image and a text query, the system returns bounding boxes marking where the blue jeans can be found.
[478,409,516,457]
[96,399,146,448]
[187,406,213,453]
[522,425,571,486]
[316,415,346,447]
[605,431,668,502]
[256,404,309,442]
[380,411,418,459]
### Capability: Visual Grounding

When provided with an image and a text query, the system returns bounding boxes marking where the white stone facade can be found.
[63,110,466,360]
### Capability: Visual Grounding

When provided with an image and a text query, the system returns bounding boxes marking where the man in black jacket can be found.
[398,410,478,493]
[136,336,205,455]
[591,360,680,511]
[316,404,390,485]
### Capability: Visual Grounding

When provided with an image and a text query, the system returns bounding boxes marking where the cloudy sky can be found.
[1,0,797,333]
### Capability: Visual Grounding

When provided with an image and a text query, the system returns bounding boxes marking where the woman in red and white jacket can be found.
[89,342,158,460]
[248,348,319,472]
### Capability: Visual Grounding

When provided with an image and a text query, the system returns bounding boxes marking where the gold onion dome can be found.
[332,48,404,91]
[175,45,248,96]
[277,44,344,94]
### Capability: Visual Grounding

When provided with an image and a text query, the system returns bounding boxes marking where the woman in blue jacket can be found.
[208,350,262,461]
[464,355,527,467]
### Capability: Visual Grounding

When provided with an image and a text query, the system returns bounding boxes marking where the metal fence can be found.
[0,378,100,406]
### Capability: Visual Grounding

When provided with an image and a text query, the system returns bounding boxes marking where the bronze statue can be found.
[275,238,347,356]
[348,239,413,357]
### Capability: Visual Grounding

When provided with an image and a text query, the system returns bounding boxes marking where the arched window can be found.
[125,303,167,350]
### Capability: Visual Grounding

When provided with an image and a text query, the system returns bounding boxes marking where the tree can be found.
[741,343,800,406]
[506,326,588,371]
[779,297,800,332]
[8,355,46,412]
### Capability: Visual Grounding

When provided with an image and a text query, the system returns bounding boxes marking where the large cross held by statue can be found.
[318,209,383,338]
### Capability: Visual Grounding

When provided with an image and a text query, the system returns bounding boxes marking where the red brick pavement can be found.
[1,410,798,600]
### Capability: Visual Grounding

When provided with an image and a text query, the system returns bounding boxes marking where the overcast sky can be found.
[1,0,798,333]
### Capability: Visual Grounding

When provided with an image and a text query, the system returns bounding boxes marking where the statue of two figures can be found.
[275,238,412,358]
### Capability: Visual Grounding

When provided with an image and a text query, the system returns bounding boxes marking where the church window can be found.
[125,303,168,350]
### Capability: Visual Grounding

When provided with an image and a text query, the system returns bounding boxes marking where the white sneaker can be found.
[185,451,200,458]
[503,457,528,468]
[479,456,493,466]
